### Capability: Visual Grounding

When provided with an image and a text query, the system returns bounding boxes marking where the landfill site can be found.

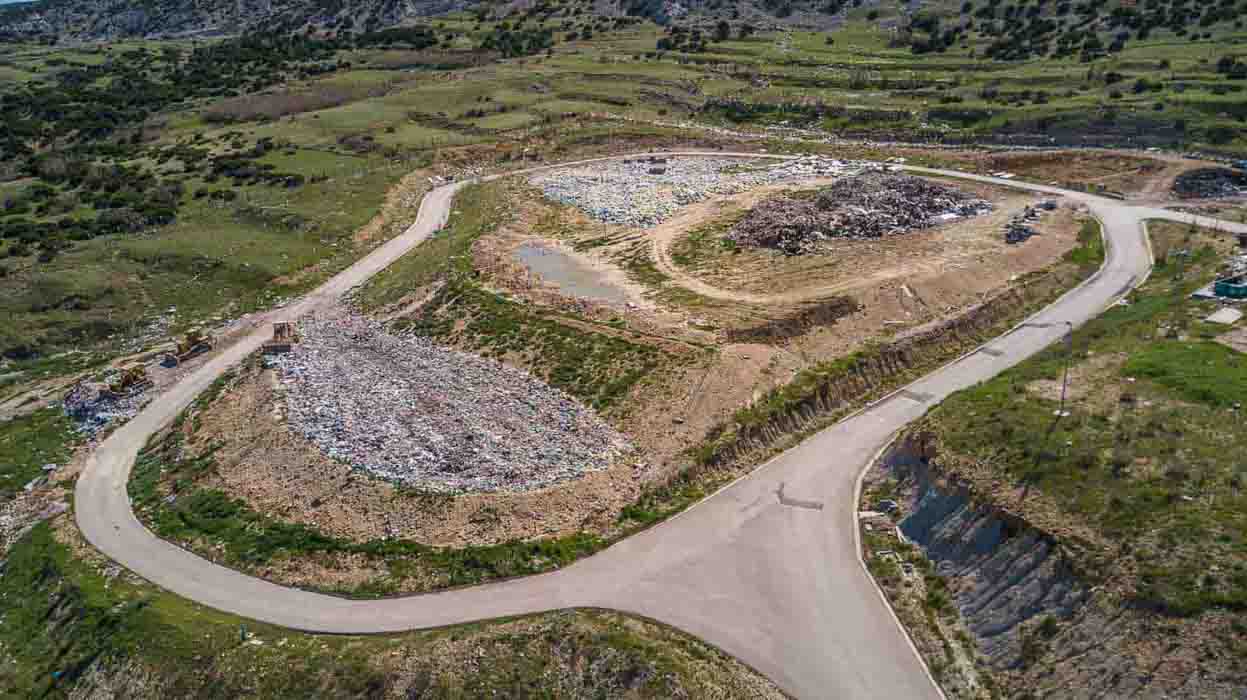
[272,313,631,494]
[73,152,1098,584]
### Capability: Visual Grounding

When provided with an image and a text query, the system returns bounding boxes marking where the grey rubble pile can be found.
[1005,200,1057,244]
[528,156,864,228]
[273,315,631,493]
[726,173,994,255]
[1173,167,1247,199]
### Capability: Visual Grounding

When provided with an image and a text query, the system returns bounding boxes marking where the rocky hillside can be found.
[0,0,474,41]
[869,436,1246,699]
[0,0,850,41]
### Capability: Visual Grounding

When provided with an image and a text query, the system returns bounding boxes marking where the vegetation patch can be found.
[1122,341,1247,408]
[916,220,1247,617]
[0,406,76,503]
[0,523,778,698]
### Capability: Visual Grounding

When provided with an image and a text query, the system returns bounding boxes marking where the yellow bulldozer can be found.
[101,366,153,399]
[262,322,298,354]
[162,331,213,367]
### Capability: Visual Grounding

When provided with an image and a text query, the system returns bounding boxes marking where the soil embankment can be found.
[697,265,1085,471]
[865,435,1247,699]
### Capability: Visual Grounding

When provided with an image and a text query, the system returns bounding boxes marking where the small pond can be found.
[513,243,632,305]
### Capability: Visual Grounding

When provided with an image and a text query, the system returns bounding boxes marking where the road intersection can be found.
[75,152,1247,699]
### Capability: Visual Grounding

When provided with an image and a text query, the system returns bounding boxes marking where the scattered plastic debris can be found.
[528,156,866,229]
[273,314,631,493]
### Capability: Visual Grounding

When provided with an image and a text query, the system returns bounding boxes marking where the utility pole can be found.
[1043,320,1075,441]
[1056,321,1074,421]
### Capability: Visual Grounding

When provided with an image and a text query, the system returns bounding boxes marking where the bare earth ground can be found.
[656,180,1077,303]
[829,146,1200,201]
[134,160,1088,578]
[185,362,644,547]
[1218,326,1247,353]
[475,178,1086,470]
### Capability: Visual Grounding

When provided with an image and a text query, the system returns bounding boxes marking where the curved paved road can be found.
[76,152,1247,700]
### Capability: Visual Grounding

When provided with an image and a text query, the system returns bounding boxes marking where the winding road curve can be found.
[76,152,1247,699]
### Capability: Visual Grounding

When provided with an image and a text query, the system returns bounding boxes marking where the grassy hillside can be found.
[0,8,1244,695]
[919,219,1247,617]
[0,521,781,698]
[0,8,1244,361]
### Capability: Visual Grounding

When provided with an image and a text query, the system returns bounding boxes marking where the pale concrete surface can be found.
[74,152,1247,700]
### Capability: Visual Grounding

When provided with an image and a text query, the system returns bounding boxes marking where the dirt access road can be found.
[646,178,1054,305]
[74,152,1247,700]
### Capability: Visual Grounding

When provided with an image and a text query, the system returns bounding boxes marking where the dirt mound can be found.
[726,174,993,255]
[274,313,631,493]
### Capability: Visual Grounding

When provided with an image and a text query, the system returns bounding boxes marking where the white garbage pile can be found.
[63,374,150,436]
[726,173,994,255]
[273,314,631,493]
[529,156,865,228]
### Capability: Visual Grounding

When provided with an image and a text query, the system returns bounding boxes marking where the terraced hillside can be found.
[0,3,1245,698]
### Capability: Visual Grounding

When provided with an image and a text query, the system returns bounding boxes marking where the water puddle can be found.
[513,243,632,305]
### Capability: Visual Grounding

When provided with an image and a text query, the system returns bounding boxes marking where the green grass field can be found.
[920,220,1247,617]
[4,3,1245,363]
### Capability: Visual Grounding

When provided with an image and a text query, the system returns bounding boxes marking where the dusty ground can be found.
[476,173,1086,468]
[1217,326,1247,354]
[130,152,1090,570]
[1163,198,1247,224]
[471,194,673,324]
[955,148,1197,200]
[185,361,646,547]
[1026,351,1130,414]
[658,179,1076,304]
[814,145,1193,198]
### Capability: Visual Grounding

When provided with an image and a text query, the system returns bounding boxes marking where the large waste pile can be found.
[273,314,631,493]
[726,173,993,255]
[1173,168,1247,199]
[529,156,865,228]
[63,374,150,436]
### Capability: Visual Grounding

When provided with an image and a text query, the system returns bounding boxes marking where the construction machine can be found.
[163,331,213,367]
[101,366,153,399]
[262,322,298,354]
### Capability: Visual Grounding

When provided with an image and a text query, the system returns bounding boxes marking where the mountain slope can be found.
[2,0,851,41]
[0,0,474,40]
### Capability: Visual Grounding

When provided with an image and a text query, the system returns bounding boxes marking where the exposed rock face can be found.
[880,438,1247,699]
[888,442,1089,669]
